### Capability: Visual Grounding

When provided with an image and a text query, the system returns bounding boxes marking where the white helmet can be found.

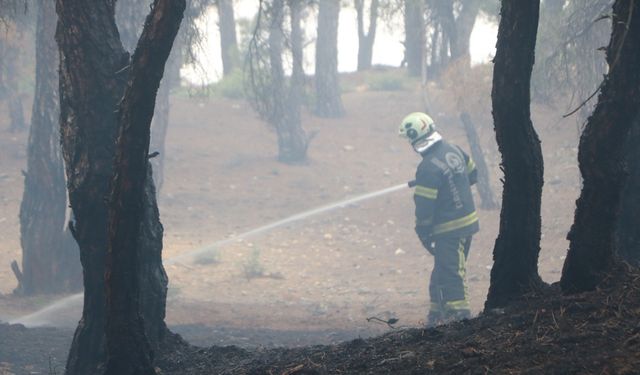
[398,112,442,153]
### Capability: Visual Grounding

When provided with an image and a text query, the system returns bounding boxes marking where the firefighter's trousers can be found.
[427,235,472,324]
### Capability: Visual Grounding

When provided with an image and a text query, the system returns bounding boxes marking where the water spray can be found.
[9,181,415,326]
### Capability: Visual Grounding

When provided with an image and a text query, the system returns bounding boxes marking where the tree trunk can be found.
[56,0,175,373]
[280,0,308,163]
[16,0,81,296]
[435,0,458,61]
[485,0,545,309]
[561,0,640,293]
[404,0,424,77]
[217,0,238,76]
[454,0,481,60]
[460,112,499,211]
[616,116,640,266]
[355,0,378,71]
[104,2,184,373]
[266,0,307,163]
[315,0,344,118]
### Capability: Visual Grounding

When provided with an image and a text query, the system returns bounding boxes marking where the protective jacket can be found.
[414,140,479,240]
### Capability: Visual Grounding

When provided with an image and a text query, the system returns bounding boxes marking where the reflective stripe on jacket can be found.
[414,140,479,239]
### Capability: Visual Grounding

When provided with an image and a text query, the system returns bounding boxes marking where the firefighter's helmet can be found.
[398,112,442,153]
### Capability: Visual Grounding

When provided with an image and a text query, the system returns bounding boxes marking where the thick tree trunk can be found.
[104,2,184,373]
[217,0,238,76]
[460,112,499,211]
[56,4,128,373]
[315,0,344,118]
[561,0,640,293]
[355,0,378,71]
[616,117,640,266]
[56,0,175,373]
[404,0,424,77]
[485,0,545,309]
[17,0,81,296]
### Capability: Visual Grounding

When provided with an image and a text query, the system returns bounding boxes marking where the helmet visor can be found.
[412,131,442,153]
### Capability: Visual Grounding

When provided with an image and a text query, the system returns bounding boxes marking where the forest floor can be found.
[0,67,614,374]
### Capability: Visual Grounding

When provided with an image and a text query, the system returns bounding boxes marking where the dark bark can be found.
[561,0,640,293]
[355,0,379,71]
[404,0,424,77]
[56,0,177,373]
[16,0,81,296]
[485,0,545,309]
[56,3,128,372]
[315,0,344,117]
[460,112,499,211]
[217,0,238,76]
[616,116,640,266]
[104,1,184,373]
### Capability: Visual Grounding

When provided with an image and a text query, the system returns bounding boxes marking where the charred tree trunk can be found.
[104,2,184,373]
[16,0,80,296]
[616,116,640,266]
[217,0,238,76]
[404,0,424,77]
[460,112,499,210]
[315,0,344,118]
[355,0,379,71]
[485,0,545,309]
[56,0,177,373]
[561,0,640,293]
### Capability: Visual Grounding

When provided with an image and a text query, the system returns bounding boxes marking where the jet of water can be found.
[167,182,410,264]
[10,182,411,327]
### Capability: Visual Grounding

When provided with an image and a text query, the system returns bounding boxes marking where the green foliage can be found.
[366,70,408,91]
[212,69,245,99]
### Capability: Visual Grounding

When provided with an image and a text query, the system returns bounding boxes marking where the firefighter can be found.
[399,112,479,326]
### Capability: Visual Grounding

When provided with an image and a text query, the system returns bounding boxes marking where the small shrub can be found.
[241,248,266,279]
[213,69,245,99]
[194,249,221,265]
[367,72,406,91]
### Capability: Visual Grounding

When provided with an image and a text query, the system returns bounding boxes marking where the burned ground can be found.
[158,267,640,374]
[2,267,640,374]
